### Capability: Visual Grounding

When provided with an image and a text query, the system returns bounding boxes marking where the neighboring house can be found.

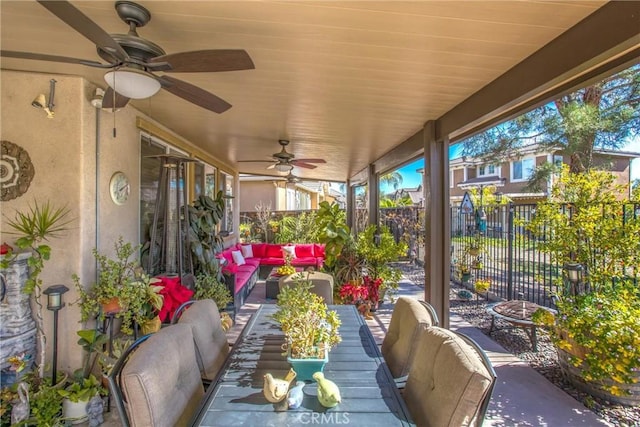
[239,175,338,212]
[388,185,424,207]
[450,144,639,204]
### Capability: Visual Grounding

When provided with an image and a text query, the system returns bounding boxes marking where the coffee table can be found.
[264,267,302,299]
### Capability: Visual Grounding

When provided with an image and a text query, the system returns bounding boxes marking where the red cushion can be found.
[314,244,326,258]
[251,243,266,258]
[295,244,315,258]
[265,244,284,258]
[291,257,318,266]
[222,263,238,275]
[234,271,254,294]
[260,257,286,266]
[221,250,234,264]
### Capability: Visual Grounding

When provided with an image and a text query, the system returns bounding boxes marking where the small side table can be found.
[487,300,554,352]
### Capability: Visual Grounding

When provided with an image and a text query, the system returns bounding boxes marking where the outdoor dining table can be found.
[189,304,414,426]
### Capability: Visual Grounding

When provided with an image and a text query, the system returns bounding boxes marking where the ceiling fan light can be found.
[104,69,161,99]
[275,163,292,173]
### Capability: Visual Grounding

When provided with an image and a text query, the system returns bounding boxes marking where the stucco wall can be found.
[2,70,162,374]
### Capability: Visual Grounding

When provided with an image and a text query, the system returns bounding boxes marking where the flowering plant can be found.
[339,276,383,306]
[8,353,31,373]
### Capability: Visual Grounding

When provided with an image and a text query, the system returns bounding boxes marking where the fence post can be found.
[507,202,514,300]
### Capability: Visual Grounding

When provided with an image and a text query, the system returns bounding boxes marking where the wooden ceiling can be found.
[0,0,625,181]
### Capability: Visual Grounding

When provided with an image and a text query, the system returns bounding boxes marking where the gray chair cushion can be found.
[121,323,204,427]
[177,299,230,381]
[279,271,334,304]
[403,327,493,427]
[382,296,435,377]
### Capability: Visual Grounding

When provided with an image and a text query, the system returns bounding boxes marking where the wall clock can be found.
[109,171,130,205]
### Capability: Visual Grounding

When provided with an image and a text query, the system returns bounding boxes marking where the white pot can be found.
[63,398,89,424]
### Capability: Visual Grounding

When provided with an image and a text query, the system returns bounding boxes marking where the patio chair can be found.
[403,327,496,427]
[419,300,440,326]
[174,299,230,384]
[107,324,204,427]
[381,296,436,378]
[279,271,334,304]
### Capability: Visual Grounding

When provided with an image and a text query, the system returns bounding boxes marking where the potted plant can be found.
[272,278,341,381]
[356,225,406,304]
[58,374,106,424]
[74,237,164,335]
[1,200,72,380]
[339,275,382,316]
[474,278,491,306]
[188,192,226,280]
[193,273,232,311]
[527,167,640,405]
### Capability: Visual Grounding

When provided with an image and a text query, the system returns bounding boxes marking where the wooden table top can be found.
[189,304,414,426]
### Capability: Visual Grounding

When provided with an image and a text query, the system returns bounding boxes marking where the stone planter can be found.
[557,346,640,406]
[63,398,90,424]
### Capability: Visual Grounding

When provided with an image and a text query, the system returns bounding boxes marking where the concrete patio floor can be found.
[99,275,610,427]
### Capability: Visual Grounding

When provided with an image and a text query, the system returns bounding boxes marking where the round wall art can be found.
[1,140,35,201]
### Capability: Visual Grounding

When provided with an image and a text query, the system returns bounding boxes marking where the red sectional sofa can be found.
[218,243,325,309]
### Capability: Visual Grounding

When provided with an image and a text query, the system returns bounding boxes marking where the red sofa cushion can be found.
[222,263,239,275]
[265,244,284,258]
[291,257,318,267]
[251,243,266,258]
[314,243,326,258]
[260,257,286,266]
[295,244,315,258]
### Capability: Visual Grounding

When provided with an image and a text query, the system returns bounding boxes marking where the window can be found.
[553,155,564,168]
[511,157,535,182]
[194,161,217,199]
[221,171,234,233]
[478,164,497,177]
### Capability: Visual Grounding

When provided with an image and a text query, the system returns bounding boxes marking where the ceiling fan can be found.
[239,139,326,172]
[0,0,254,113]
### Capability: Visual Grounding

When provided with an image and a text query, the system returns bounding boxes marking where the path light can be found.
[43,284,68,386]
[563,263,585,296]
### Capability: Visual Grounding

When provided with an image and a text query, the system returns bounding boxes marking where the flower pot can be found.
[557,346,640,406]
[100,297,122,314]
[461,272,471,283]
[139,316,161,335]
[63,398,89,424]
[287,347,328,382]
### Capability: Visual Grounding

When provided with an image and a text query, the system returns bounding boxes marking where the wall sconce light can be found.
[43,284,68,386]
[32,79,57,118]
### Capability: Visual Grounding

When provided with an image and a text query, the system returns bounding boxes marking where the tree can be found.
[380,171,403,190]
[461,65,640,185]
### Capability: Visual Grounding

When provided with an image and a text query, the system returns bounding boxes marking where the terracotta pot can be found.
[100,297,122,314]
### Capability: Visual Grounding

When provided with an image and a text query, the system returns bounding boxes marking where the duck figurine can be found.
[11,382,30,425]
[313,372,341,408]
[287,381,305,409]
[263,368,297,403]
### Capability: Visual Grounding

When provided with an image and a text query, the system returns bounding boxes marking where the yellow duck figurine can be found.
[313,372,341,408]
[263,368,297,403]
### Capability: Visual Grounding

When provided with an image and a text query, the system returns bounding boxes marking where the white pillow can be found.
[282,245,296,259]
[231,250,246,265]
[241,244,254,258]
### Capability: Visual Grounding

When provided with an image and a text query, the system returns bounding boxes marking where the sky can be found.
[381,138,640,194]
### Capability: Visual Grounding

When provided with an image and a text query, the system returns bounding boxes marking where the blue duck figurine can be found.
[287,381,305,409]
[313,372,341,408]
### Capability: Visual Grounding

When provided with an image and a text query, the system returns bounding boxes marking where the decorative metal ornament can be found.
[1,141,35,201]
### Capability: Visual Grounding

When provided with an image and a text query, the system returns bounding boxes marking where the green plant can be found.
[356,225,406,299]
[474,278,490,294]
[193,273,232,310]
[98,337,133,377]
[58,374,105,403]
[527,167,640,397]
[314,201,350,270]
[74,238,164,335]
[75,329,108,380]
[273,211,319,244]
[272,276,341,359]
[333,237,365,286]
[188,192,225,279]
[1,200,72,379]
[28,383,63,426]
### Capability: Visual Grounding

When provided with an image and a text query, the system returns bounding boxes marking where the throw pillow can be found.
[240,244,254,259]
[282,245,296,259]
[231,250,246,266]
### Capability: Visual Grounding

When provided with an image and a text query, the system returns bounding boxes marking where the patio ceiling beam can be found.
[439,0,640,142]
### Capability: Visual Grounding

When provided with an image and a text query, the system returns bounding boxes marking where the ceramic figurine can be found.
[11,382,29,425]
[313,372,341,408]
[263,368,297,403]
[87,395,104,427]
[287,381,305,409]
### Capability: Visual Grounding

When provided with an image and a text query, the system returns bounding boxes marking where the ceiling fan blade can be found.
[237,160,274,163]
[37,0,129,62]
[159,75,231,114]
[290,162,318,169]
[266,164,277,170]
[102,87,130,109]
[292,158,326,164]
[150,50,255,73]
[0,50,105,67]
